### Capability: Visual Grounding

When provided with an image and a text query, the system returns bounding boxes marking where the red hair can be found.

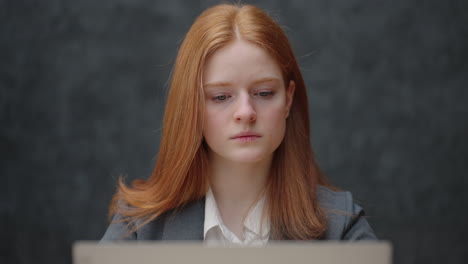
[110,4,332,240]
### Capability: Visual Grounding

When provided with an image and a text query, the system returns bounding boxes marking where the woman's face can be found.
[202,39,295,165]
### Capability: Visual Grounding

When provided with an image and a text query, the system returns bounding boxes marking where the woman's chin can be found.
[207,146,275,165]
[225,151,273,165]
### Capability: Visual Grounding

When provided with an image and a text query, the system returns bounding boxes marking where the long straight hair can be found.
[110,4,331,240]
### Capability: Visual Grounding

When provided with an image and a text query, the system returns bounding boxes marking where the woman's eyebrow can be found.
[251,77,280,85]
[204,77,280,89]
[203,81,231,89]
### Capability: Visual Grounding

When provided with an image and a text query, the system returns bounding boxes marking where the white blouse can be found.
[203,189,270,247]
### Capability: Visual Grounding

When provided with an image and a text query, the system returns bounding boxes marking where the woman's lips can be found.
[232,135,261,142]
[231,132,261,142]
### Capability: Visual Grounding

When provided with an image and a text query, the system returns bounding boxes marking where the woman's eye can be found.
[256,91,274,98]
[213,95,230,102]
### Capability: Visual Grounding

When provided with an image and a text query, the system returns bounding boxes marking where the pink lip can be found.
[230,131,261,140]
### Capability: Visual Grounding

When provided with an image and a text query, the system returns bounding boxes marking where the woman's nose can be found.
[233,96,257,123]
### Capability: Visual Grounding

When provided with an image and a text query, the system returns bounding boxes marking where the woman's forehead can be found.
[202,39,284,87]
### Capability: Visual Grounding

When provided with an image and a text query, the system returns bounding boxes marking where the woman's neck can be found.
[208,153,272,238]
[209,155,271,205]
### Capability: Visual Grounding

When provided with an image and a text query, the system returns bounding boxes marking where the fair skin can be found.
[202,38,295,239]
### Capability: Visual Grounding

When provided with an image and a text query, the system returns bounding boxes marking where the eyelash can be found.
[210,91,275,103]
[212,95,231,102]
[255,91,275,98]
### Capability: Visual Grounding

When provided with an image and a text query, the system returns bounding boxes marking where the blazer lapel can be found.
[160,197,206,240]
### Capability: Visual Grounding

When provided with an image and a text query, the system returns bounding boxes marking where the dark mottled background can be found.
[2,0,467,263]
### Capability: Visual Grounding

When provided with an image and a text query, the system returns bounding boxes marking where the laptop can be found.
[73,241,392,264]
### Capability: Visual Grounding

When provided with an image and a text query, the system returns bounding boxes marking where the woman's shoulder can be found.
[316,185,356,211]
[100,211,137,241]
[316,185,377,240]
[100,198,205,241]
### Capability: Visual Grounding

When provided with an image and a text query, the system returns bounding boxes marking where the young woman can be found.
[101,4,376,245]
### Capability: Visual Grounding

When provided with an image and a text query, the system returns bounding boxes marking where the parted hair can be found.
[110,3,331,240]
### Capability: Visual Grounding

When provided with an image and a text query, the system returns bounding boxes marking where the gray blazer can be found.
[101,186,377,241]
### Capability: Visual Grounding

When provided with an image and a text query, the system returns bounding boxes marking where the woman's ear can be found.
[286,80,295,118]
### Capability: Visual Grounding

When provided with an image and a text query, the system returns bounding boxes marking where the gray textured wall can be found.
[2,0,467,263]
